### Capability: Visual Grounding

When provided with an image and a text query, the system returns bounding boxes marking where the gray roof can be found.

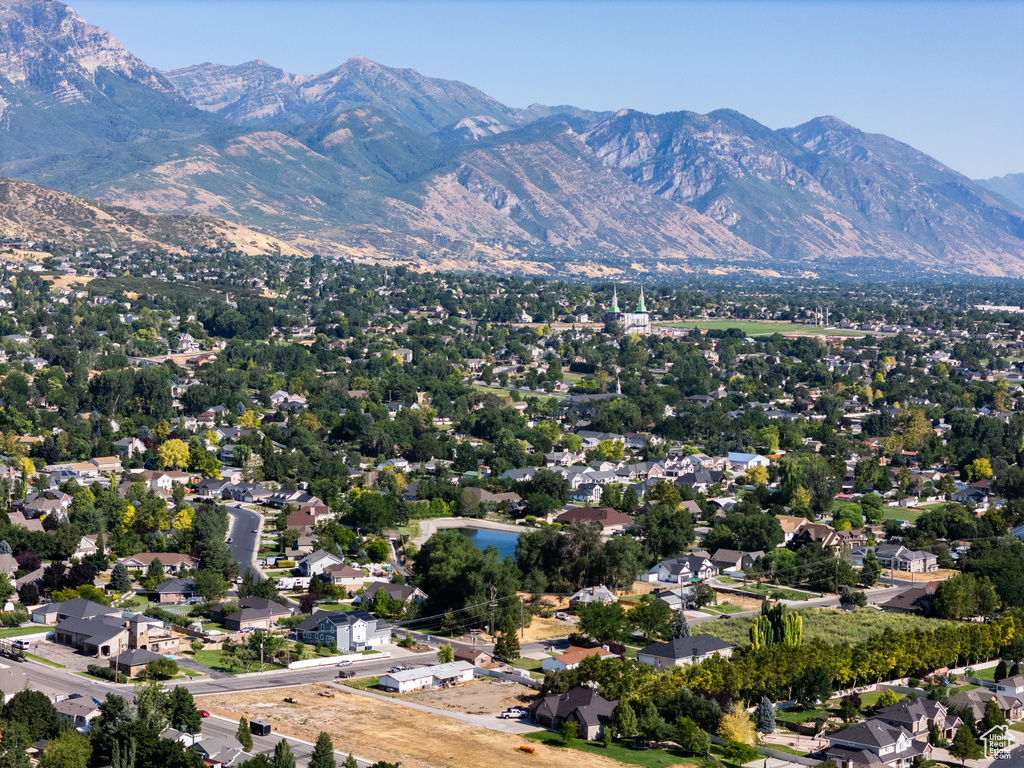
[832,719,907,749]
[111,648,163,666]
[154,578,196,594]
[54,616,126,645]
[639,634,733,660]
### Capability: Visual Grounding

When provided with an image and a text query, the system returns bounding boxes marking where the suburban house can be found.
[154,578,198,604]
[858,544,939,573]
[54,616,129,658]
[453,647,493,667]
[321,563,365,590]
[31,597,120,626]
[529,686,618,741]
[826,719,932,768]
[776,515,811,545]
[355,583,428,607]
[378,661,476,693]
[637,635,735,668]
[298,549,344,577]
[222,597,291,631]
[643,554,718,584]
[946,689,1023,723]
[109,648,164,678]
[126,614,180,654]
[995,674,1024,700]
[541,646,620,672]
[879,584,936,615]
[727,452,770,472]
[554,507,635,535]
[568,585,618,611]
[710,549,764,573]
[118,552,198,574]
[55,697,102,731]
[293,608,392,651]
[874,699,959,741]
[791,523,843,551]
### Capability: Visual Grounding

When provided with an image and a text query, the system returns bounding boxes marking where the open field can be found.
[883,507,925,521]
[403,678,535,716]
[655,319,867,337]
[694,607,951,647]
[197,684,627,768]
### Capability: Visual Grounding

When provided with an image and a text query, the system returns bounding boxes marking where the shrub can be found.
[276,560,296,568]
[0,608,28,626]
[87,664,128,684]
[721,741,759,765]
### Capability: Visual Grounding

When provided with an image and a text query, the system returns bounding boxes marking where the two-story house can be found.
[292,609,391,652]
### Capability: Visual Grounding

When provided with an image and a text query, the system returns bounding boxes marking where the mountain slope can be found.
[0,176,305,256]
[583,110,1024,276]
[977,173,1024,211]
[0,0,1021,278]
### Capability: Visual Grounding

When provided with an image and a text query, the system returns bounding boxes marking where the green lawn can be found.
[512,657,542,672]
[968,666,999,682]
[720,580,811,601]
[704,602,746,614]
[25,653,65,668]
[344,676,380,690]
[0,626,49,639]
[882,507,924,521]
[1010,723,1024,734]
[654,319,866,337]
[191,649,285,675]
[524,731,703,768]
[857,691,908,708]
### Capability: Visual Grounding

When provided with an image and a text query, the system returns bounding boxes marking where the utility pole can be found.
[520,599,524,639]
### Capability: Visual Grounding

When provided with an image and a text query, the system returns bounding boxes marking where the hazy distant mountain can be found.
[0,0,1022,278]
[977,173,1024,211]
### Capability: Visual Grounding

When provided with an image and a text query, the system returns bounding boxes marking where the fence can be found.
[476,666,542,690]
[287,651,390,670]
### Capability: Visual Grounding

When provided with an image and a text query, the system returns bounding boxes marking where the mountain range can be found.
[0,0,1021,278]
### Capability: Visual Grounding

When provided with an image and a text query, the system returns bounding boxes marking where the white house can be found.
[541,646,619,672]
[727,452,770,472]
[643,554,718,584]
[995,674,1024,700]
[378,661,476,693]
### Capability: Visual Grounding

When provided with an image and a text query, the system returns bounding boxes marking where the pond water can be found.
[457,527,520,560]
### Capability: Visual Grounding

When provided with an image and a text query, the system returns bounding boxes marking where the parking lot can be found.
[28,638,103,672]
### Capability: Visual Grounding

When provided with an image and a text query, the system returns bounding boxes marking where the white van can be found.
[12,639,30,650]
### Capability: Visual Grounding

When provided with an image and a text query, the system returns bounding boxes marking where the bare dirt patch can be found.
[197,684,624,768]
[403,678,536,715]
[714,592,762,611]
[48,274,95,291]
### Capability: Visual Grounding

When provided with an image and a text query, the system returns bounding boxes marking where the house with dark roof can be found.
[555,507,635,535]
[826,719,931,768]
[109,648,164,677]
[293,608,392,652]
[710,549,764,573]
[321,563,365,590]
[154,578,198,605]
[529,686,618,740]
[791,523,843,551]
[55,696,101,731]
[874,698,959,741]
[946,688,1023,723]
[31,597,119,626]
[644,554,718,584]
[118,552,197,574]
[298,549,344,577]
[354,583,428,607]
[879,584,937,615]
[453,646,492,666]
[54,616,129,658]
[222,597,292,631]
[637,635,735,668]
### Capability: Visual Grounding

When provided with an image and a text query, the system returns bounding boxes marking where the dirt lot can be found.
[714,592,763,611]
[197,684,625,768]
[403,678,535,715]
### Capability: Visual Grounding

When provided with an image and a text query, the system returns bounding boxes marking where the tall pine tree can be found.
[755,696,776,734]
[273,739,296,768]
[310,731,336,768]
[236,717,253,751]
[671,610,691,638]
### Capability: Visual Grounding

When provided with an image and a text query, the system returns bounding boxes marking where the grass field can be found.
[470,384,562,402]
[883,507,925,521]
[191,649,285,675]
[695,607,950,647]
[655,319,866,337]
[0,626,50,639]
[524,731,704,768]
[703,602,746,614]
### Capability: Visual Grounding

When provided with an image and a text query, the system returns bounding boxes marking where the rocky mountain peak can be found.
[0,0,174,97]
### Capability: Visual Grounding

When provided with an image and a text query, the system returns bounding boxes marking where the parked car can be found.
[553,612,569,620]
[336,660,353,667]
[500,708,526,719]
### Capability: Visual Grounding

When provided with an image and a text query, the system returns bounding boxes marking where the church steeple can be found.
[610,286,620,313]
[637,285,646,313]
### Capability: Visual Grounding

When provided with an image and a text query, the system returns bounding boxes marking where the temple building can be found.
[604,286,651,335]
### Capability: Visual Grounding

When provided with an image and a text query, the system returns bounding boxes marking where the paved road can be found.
[224,505,262,577]
[16,658,383,767]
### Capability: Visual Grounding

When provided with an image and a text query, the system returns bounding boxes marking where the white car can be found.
[554,611,569,620]
[336,660,353,667]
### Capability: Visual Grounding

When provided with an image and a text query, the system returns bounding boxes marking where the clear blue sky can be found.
[69,0,1024,178]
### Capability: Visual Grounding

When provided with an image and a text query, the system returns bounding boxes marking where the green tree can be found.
[167,686,202,734]
[612,701,638,739]
[980,697,1007,734]
[140,657,178,680]
[236,717,254,751]
[755,696,776,734]
[838,697,859,723]
[560,719,578,745]
[342,756,358,768]
[310,731,337,768]
[2,689,60,741]
[875,690,899,709]
[671,610,691,639]
[675,717,711,756]
[39,731,91,768]
[949,723,982,766]
[437,642,454,664]
[494,619,521,662]
[576,601,627,643]
[109,561,133,592]
[860,551,881,587]
[274,739,297,768]
[158,439,190,469]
